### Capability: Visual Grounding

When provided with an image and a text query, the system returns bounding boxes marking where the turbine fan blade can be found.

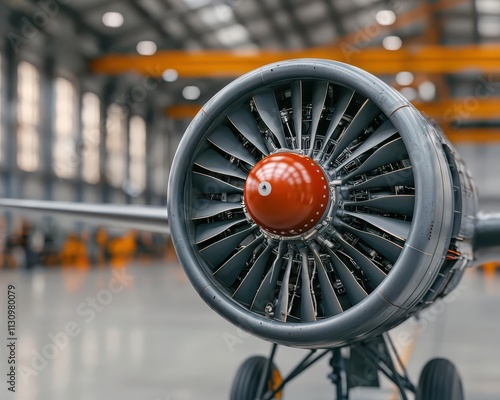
[192,200,242,220]
[201,226,258,268]
[328,100,381,162]
[196,217,247,243]
[342,137,408,183]
[345,195,415,216]
[334,220,403,264]
[195,149,248,180]
[192,172,243,194]
[251,242,286,311]
[324,246,368,305]
[228,107,269,155]
[335,120,398,170]
[342,211,411,241]
[233,244,274,305]
[320,87,355,153]
[348,167,414,191]
[311,245,343,316]
[208,126,257,166]
[0,199,169,234]
[332,232,387,287]
[275,248,295,322]
[213,235,264,285]
[300,250,316,322]
[308,81,329,156]
[291,81,303,149]
[253,89,288,148]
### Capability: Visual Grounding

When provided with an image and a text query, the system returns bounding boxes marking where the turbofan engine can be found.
[167,59,478,349]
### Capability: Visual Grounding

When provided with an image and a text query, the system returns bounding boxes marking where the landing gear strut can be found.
[229,333,464,400]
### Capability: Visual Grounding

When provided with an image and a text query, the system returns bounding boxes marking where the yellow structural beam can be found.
[91,45,500,78]
[414,100,500,122]
[447,129,500,144]
[165,104,201,119]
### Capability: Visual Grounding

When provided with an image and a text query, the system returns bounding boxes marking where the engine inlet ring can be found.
[168,59,454,348]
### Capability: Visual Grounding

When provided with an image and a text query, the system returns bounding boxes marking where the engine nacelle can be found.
[168,59,477,349]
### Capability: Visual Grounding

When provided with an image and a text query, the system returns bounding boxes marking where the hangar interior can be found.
[0,0,500,399]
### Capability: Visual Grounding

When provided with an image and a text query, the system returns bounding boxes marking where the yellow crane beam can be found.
[91,45,500,78]
[447,129,500,144]
[414,100,500,121]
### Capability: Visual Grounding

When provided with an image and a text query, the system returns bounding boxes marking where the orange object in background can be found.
[94,227,109,266]
[0,221,168,269]
[60,233,89,269]
[483,262,500,277]
[108,231,137,268]
[165,236,177,262]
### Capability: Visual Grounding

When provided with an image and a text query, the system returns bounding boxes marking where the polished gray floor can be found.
[1,262,499,400]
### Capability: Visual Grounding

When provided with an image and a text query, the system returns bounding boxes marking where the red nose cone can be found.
[244,152,330,236]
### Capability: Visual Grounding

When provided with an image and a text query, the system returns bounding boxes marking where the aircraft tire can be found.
[229,356,283,400]
[416,358,464,400]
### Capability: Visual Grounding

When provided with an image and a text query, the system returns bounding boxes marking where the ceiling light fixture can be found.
[419,81,437,102]
[102,12,124,28]
[383,36,403,51]
[476,0,500,13]
[478,16,500,37]
[183,86,201,100]
[163,69,179,82]
[375,10,396,26]
[136,41,157,56]
[395,71,414,86]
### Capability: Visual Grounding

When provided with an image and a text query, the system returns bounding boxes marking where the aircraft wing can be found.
[0,199,169,234]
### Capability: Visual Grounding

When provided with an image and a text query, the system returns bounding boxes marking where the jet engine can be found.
[167,59,478,349]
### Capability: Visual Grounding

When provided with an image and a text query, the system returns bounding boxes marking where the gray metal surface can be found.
[167,59,462,348]
[0,199,169,234]
[473,213,500,264]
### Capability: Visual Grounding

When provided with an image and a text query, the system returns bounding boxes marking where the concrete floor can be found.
[1,261,499,400]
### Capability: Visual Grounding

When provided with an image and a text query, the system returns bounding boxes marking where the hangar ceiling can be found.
[7,0,498,53]
[3,0,500,143]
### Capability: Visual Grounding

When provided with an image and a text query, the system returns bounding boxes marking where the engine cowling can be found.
[167,59,477,349]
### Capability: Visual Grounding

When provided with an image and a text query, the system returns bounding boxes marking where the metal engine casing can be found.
[168,59,477,349]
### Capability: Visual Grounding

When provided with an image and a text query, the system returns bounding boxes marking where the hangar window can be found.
[0,54,2,162]
[82,92,101,184]
[17,62,40,171]
[129,115,146,194]
[53,77,77,178]
[151,130,166,196]
[106,104,126,188]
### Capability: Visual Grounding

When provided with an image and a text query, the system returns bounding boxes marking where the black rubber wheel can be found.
[229,356,283,400]
[416,358,464,400]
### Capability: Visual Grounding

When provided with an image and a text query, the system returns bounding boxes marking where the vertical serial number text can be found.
[6,285,16,393]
